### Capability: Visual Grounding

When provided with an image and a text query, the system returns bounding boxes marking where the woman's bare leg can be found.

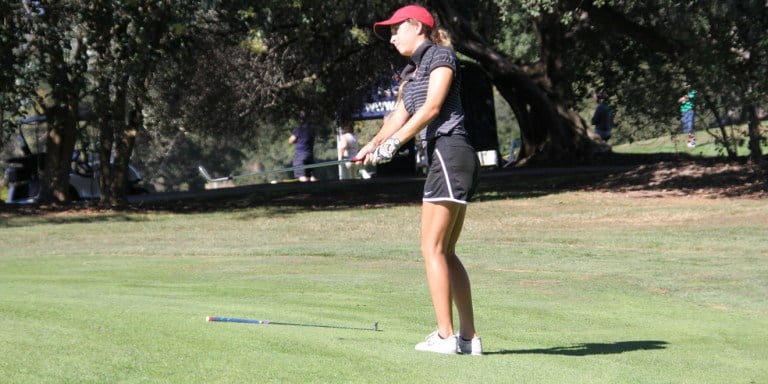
[444,205,477,340]
[421,201,465,338]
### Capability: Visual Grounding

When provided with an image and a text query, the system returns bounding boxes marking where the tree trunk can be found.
[703,95,737,159]
[746,104,764,163]
[40,105,78,203]
[109,106,139,205]
[98,82,128,207]
[97,79,139,208]
[39,39,80,204]
[429,1,597,165]
[97,104,115,206]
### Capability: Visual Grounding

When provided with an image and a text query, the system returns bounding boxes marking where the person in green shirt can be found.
[678,83,697,148]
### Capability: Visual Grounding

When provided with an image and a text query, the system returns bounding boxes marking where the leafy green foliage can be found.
[0,1,23,146]
[562,0,768,149]
[4,1,767,196]
[438,0,767,158]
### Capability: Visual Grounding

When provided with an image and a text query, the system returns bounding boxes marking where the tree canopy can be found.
[430,0,767,162]
[2,0,766,204]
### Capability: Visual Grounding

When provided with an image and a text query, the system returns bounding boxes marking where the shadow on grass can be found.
[486,340,668,356]
[6,152,762,218]
[0,212,149,228]
[0,169,624,222]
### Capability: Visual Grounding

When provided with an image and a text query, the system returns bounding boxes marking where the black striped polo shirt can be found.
[400,40,466,142]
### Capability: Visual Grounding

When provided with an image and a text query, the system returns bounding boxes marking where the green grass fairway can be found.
[1,193,767,383]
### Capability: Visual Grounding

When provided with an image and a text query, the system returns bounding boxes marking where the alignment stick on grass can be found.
[206,316,379,332]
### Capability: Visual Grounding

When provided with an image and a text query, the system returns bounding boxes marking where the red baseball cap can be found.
[373,5,435,40]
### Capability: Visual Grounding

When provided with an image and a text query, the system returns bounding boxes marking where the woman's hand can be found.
[371,137,400,165]
[353,141,377,165]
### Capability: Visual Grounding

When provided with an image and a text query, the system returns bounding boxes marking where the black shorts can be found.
[423,135,480,204]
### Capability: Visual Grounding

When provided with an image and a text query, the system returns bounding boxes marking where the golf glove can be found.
[372,137,400,165]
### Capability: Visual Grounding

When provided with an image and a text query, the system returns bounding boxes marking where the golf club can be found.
[198,159,359,183]
[206,316,379,332]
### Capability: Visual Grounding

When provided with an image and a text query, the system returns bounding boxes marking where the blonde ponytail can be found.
[429,28,452,48]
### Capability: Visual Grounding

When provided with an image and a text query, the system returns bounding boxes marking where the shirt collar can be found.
[400,40,434,80]
[410,40,434,67]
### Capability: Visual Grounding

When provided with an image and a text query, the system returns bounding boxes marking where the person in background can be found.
[591,91,613,142]
[338,122,360,179]
[678,83,697,148]
[288,110,317,182]
[357,4,482,355]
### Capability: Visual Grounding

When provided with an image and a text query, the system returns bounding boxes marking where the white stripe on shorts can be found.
[436,149,454,200]
[422,148,468,205]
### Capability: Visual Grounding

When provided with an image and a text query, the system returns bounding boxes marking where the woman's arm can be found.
[372,100,410,147]
[356,99,410,163]
[390,66,453,144]
[362,66,454,165]
[359,66,454,164]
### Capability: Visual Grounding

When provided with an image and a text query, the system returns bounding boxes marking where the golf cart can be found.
[2,114,146,203]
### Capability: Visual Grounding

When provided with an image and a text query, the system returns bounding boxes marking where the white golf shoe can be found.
[458,336,483,355]
[415,331,458,354]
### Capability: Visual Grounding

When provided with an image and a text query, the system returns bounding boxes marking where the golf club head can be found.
[198,166,212,181]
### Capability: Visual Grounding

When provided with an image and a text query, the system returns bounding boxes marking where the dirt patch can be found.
[584,157,767,199]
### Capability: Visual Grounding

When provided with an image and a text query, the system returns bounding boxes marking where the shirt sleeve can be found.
[428,47,457,73]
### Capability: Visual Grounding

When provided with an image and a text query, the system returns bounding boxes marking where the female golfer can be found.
[357,4,481,355]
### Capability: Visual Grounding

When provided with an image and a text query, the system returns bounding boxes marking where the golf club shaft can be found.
[206,316,378,331]
[198,159,357,182]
